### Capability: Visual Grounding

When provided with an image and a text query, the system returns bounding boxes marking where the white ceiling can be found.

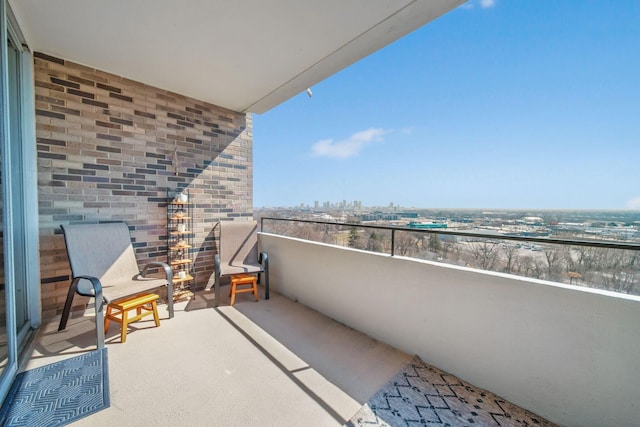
[10,0,464,114]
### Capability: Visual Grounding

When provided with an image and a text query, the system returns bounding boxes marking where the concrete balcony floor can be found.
[21,288,410,426]
[21,287,556,426]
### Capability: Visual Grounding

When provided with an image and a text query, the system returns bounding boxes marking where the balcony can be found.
[20,230,640,426]
[3,4,638,425]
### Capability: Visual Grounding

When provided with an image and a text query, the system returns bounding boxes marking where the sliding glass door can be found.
[6,33,29,343]
[0,1,40,402]
[0,39,6,382]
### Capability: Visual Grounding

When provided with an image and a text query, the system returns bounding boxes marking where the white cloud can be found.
[626,196,640,210]
[459,0,496,11]
[311,128,386,159]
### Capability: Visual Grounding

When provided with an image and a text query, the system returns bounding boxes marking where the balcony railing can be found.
[260,216,640,296]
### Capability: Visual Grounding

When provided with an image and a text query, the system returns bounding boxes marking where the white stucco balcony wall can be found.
[258,233,640,427]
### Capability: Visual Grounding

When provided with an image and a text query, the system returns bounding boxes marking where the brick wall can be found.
[34,52,253,319]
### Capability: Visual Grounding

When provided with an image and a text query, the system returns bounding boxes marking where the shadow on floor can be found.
[186,287,411,404]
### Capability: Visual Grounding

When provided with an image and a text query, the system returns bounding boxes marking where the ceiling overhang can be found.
[10,0,464,114]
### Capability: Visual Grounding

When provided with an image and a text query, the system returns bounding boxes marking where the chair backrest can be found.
[219,220,259,266]
[61,222,140,283]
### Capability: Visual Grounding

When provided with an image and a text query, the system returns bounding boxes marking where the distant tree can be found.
[514,255,545,279]
[502,243,518,274]
[513,255,531,276]
[428,234,442,253]
[575,246,599,271]
[293,223,323,242]
[379,232,393,254]
[348,227,361,249]
[543,245,563,281]
[531,257,546,279]
[271,220,295,237]
[366,230,383,253]
[590,248,639,294]
[394,232,418,256]
[320,224,334,245]
[468,240,500,271]
[599,270,637,294]
[442,240,463,263]
[561,246,577,273]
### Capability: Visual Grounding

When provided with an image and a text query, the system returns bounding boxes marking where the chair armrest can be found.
[141,261,174,284]
[214,254,221,273]
[214,254,221,307]
[259,252,269,300]
[141,261,174,318]
[72,275,104,301]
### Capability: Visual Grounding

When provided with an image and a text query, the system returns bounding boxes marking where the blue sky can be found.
[253,0,640,210]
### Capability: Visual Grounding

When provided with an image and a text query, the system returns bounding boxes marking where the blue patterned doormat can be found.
[0,348,109,427]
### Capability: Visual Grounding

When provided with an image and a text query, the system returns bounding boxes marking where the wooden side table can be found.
[105,292,161,343]
[229,274,259,306]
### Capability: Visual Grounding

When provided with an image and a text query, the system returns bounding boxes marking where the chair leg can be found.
[167,282,174,318]
[58,278,80,331]
[214,269,221,308]
[120,310,129,343]
[104,305,112,333]
[230,283,236,306]
[95,294,106,349]
[151,301,160,327]
[264,257,269,300]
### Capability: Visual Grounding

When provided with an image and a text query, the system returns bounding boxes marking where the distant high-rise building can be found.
[314,200,319,209]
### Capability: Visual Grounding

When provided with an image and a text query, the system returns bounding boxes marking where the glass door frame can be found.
[0,0,41,402]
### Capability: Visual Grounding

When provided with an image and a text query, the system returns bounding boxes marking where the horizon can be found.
[255,204,640,214]
[253,1,639,211]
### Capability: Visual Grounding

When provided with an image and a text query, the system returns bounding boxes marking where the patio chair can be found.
[58,222,174,348]
[214,220,269,307]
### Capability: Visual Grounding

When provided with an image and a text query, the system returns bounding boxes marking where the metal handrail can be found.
[260,216,640,253]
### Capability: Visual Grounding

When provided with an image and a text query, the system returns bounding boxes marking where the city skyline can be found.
[257,199,640,215]
[253,0,640,210]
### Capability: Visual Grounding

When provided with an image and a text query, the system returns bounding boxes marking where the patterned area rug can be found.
[0,348,109,427]
[347,356,556,427]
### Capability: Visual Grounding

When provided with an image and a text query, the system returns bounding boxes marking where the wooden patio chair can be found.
[214,220,269,307]
[58,222,174,348]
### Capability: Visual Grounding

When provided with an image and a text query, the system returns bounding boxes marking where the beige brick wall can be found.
[34,52,253,319]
